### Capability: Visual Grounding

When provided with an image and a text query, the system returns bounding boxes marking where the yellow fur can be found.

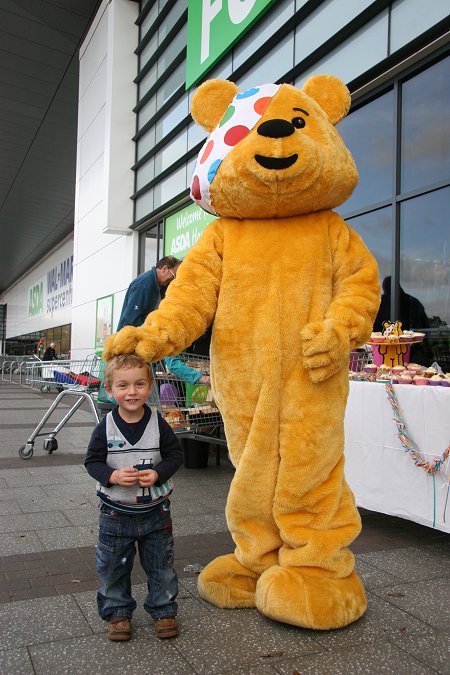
[104,75,380,630]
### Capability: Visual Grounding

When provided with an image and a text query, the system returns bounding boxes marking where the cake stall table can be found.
[344,380,450,533]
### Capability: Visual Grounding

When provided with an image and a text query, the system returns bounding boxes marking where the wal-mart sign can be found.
[186,0,274,90]
[164,203,216,259]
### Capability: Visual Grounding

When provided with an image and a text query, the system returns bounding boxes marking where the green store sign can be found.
[164,203,216,259]
[28,282,43,317]
[186,0,275,89]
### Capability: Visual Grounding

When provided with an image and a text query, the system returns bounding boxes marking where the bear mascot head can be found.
[104,75,380,630]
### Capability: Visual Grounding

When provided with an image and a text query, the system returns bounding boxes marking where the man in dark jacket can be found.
[374,276,430,332]
[117,256,181,330]
[42,343,56,361]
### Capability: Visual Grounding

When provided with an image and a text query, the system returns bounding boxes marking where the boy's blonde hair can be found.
[103,354,153,389]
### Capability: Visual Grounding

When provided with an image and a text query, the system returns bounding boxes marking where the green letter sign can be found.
[28,282,43,317]
[164,203,216,259]
[186,0,275,90]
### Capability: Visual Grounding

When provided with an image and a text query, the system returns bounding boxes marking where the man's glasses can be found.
[169,269,176,279]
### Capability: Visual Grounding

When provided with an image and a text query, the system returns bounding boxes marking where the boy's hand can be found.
[137,469,159,488]
[110,467,139,486]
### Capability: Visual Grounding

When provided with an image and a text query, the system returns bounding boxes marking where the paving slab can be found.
[309,592,439,651]
[0,595,92,649]
[28,629,195,675]
[273,639,436,674]
[0,531,46,557]
[370,577,450,629]
[0,647,35,675]
[387,625,450,674]
[360,542,450,582]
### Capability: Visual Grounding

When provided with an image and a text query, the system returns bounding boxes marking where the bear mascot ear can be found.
[191,79,239,132]
[302,74,351,125]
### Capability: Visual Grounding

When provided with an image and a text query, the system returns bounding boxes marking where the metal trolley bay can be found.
[19,355,103,459]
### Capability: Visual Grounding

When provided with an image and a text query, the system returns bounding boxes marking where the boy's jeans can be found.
[96,500,178,621]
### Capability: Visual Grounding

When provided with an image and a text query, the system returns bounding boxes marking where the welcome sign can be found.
[164,203,216,259]
[186,0,274,89]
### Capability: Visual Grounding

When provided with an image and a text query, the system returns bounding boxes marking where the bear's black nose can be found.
[257,119,295,138]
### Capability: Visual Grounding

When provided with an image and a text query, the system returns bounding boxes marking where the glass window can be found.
[401,56,450,193]
[61,324,71,357]
[136,125,156,162]
[154,130,187,175]
[155,95,189,144]
[140,33,158,69]
[233,0,294,71]
[186,156,196,189]
[294,0,373,64]
[140,2,158,37]
[337,90,394,215]
[158,0,187,43]
[138,95,157,130]
[400,187,450,327]
[136,156,155,191]
[135,187,154,222]
[345,206,393,283]
[237,33,294,90]
[157,24,187,77]
[156,60,185,109]
[138,63,157,101]
[141,225,161,272]
[188,121,207,152]
[390,0,450,53]
[296,11,389,87]
[153,164,186,209]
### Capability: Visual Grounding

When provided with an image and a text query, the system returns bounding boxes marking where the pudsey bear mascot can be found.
[104,75,380,630]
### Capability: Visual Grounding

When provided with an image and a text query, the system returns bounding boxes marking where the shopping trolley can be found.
[26,356,102,394]
[349,347,373,372]
[154,353,226,464]
[19,354,102,460]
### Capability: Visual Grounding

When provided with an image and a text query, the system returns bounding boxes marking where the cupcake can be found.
[392,366,404,376]
[363,364,377,374]
[429,374,444,386]
[398,373,413,384]
[413,375,429,386]
[406,363,424,375]
[370,332,384,343]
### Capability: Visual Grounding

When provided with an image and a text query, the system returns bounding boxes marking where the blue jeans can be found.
[96,500,178,621]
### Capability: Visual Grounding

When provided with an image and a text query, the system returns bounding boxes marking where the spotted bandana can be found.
[190,84,280,215]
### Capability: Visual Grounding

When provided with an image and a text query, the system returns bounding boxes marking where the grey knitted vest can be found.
[97,407,172,510]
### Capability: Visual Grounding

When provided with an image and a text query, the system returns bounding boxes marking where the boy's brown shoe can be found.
[154,617,178,639]
[108,617,131,641]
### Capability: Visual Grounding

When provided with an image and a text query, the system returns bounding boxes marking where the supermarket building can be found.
[0,0,449,362]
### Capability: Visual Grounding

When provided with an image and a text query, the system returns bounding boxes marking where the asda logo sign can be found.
[186,0,274,89]
[29,282,44,317]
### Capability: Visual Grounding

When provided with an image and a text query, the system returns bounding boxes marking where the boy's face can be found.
[106,366,152,414]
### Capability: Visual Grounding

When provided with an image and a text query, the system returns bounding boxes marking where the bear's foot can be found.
[198,554,259,608]
[256,565,367,630]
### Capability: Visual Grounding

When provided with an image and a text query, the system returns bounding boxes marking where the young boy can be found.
[85,354,183,642]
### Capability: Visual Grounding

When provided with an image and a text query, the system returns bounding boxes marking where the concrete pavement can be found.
[0,379,448,674]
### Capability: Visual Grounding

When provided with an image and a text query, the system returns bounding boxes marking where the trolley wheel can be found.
[19,444,34,460]
[43,438,58,454]
[40,385,50,393]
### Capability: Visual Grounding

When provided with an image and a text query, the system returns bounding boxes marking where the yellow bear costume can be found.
[104,75,380,630]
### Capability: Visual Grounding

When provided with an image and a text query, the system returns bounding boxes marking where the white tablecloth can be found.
[344,381,450,533]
